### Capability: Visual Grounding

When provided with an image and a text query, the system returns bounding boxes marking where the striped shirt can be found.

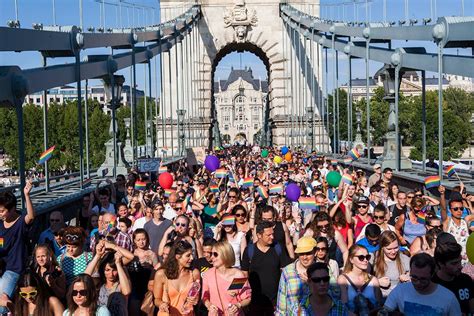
[276,260,311,316]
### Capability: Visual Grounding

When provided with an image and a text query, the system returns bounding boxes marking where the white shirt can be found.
[384,282,461,316]
[92,203,115,214]
[132,216,150,231]
[163,204,177,221]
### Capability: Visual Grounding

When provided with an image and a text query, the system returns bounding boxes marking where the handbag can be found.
[140,291,155,316]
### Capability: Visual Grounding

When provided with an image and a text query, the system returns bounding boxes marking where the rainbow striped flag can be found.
[164,189,175,197]
[341,174,353,185]
[269,184,283,195]
[228,277,248,291]
[215,168,227,179]
[222,215,236,226]
[331,159,338,165]
[349,148,361,161]
[241,177,254,188]
[256,186,269,199]
[288,168,295,174]
[445,165,456,178]
[343,158,353,165]
[299,196,317,210]
[134,181,147,191]
[210,184,219,193]
[159,166,168,174]
[0,237,3,248]
[424,175,441,189]
[416,212,427,224]
[38,145,55,164]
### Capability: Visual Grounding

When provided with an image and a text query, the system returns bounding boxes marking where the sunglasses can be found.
[315,247,327,252]
[407,195,414,198]
[229,195,237,198]
[211,252,219,258]
[65,234,81,243]
[357,204,368,209]
[50,219,61,223]
[355,254,371,262]
[19,290,37,299]
[234,213,246,218]
[175,223,188,228]
[72,290,87,297]
[317,224,330,230]
[373,215,385,220]
[451,207,463,211]
[310,276,330,284]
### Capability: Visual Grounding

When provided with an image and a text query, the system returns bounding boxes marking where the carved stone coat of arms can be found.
[223,0,258,42]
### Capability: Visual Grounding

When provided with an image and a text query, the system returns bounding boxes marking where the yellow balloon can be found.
[274,156,282,164]
[284,152,292,162]
[467,231,474,264]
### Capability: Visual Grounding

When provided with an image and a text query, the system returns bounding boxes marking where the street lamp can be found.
[177,109,186,156]
[306,106,314,151]
[102,74,125,178]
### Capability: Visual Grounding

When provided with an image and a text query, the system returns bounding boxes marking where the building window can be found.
[36,98,41,103]
[224,125,229,131]
[254,124,259,129]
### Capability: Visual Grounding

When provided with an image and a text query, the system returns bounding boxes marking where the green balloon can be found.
[261,149,269,158]
[326,171,342,187]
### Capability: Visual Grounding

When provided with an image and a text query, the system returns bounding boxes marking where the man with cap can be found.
[276,236,317,315]
[352,196,373,240]
[368,164,382,188]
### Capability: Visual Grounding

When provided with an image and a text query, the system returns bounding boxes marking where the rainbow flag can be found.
[0,237,3,248]
[343,158,353,165]
[242,177,254,188]
[210,184,219,193]
[416,212,427,224]
[288,168,295,174]
[228,277,248,291]
[341,174,353,185]
[349,148,361,161]
[331,159,338,165]
[215,168,227,178]
[159,166,168,174]
[38,145,55,164]
[299,197,317,210]
[134,181,147,191]
[164,189,175,197]
[222,215,236,226]
[269,184,283,195]
[445,165,456,178]
[256,186,269,199]
[424,175,441,189]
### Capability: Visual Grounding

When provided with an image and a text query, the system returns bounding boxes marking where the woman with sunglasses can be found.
[14,271,64,316]
[373,231,410,298]
[337,245,382,315]
[153,240,201,315]
[314,237,340,285]
[202,240,251,316]
[58,226,94,286]
[64,274,110,316]
[31,244,67,300]
[395,197,427,246]
[409,216,442,255]
[159,215,203,259]
[215,215,247,268]
[231,204,250,234]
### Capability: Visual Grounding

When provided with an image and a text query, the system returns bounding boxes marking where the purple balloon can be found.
[204,155,220,172]
[285,183,301,202]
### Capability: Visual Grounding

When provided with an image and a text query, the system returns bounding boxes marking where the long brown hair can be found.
[162,240,193,279]
[66,274,98,316]
[373,231,404,278]
[14,271,52,316]
[309,212,335,239]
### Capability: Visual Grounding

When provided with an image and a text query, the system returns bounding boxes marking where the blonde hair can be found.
[343,244,369,274]
[213,241,235,268]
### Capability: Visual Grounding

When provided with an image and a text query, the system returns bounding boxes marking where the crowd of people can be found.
[0,145,473,315]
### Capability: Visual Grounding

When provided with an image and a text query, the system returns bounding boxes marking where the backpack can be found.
[247,242,282,264]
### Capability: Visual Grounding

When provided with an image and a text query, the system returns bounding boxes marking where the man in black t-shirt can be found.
[193,237,215,277]
[433,241,474,314]
[241,221,289,315]
[388,191,408,226]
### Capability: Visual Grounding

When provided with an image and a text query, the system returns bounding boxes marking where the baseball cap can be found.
[373,164,381,170]
[295,236,317,254]
[357,196,370,205]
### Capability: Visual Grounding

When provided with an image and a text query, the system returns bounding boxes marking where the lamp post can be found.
[306,106,314,152]
[177,109,186,156]
[102,74,125,178]
[353,109,365,150]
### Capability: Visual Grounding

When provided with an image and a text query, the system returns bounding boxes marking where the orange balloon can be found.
[284,152,292,162]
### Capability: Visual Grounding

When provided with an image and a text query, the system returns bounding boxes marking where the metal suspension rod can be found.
[52,0,56,26]
[148,60,153,157]
[421,70,426,172]
[438,42,444,178]
[111,74,117,178]
[332,34,336,153]
[325,47,329,153]
[347,55,352,149]
[42,56,50,192]
[131,49,137,165]
[395,67,400,171]
[144,63,148,157]
[290,24,295,147]
[303,35,308,149]
[336,50,340,153]
[283,20,288,146]
[160,51,166,150]
[85,79,90,178]
[366,39,371,163]
[76,53,84,187]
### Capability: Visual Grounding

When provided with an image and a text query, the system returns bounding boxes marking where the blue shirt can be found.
[356,238,379,253]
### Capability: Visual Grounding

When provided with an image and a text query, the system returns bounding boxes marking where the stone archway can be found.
[159,0,327,151]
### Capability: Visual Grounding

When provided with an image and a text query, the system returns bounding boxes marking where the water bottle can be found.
[182,281,200,314]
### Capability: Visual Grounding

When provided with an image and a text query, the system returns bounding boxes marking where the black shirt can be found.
[241,244,288,303]
[192,257,213,278]
[432,272,473,314]
[388,204,407,226]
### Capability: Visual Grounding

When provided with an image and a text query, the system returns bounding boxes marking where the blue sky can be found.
[1,0,472,95]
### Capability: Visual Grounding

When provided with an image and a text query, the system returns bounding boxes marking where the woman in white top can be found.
[215,215,247,268]
[314,236,339,285]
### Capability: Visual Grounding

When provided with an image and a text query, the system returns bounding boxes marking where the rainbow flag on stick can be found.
[331,159,338,165]
[0,237,4,248]
[342,174,353,185]
[215,168,227,179]
[256,186,269,199]
[445,165,456,178]
[343,158,353,165]
[416,212,427,224]
[159,166,168,174]
[134,181,147,191]
[210,184,219,193]
[228,277,248,291]
[38,145,55,164]
[241,177,254,188]
[269,184,283,195]
[299,197,317,210]
[164,189,175,197]
[349,148,361,161]
[424,175,441,189]
[222,215,236,226]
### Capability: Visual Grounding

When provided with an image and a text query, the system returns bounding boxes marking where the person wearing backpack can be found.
[241,221,289,315]
[337,244,382,315]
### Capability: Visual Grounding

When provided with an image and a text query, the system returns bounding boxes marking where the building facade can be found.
[214,67,268,144]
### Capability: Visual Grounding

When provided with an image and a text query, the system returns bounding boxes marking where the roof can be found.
[215,67,268,93]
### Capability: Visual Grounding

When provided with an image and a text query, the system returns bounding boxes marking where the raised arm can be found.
[438,185,448,223]
[24,180,35,225]
[115,252,131,296]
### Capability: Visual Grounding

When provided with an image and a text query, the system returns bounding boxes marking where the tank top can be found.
[403,212,426,244]
[167,271,194,316]
[447,218,469,263]
[227,231,245,268]
[354,215,372,239]
[336,223,350,244]
[343,274,377,313]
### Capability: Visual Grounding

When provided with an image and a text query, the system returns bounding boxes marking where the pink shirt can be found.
[202,267,251,316]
